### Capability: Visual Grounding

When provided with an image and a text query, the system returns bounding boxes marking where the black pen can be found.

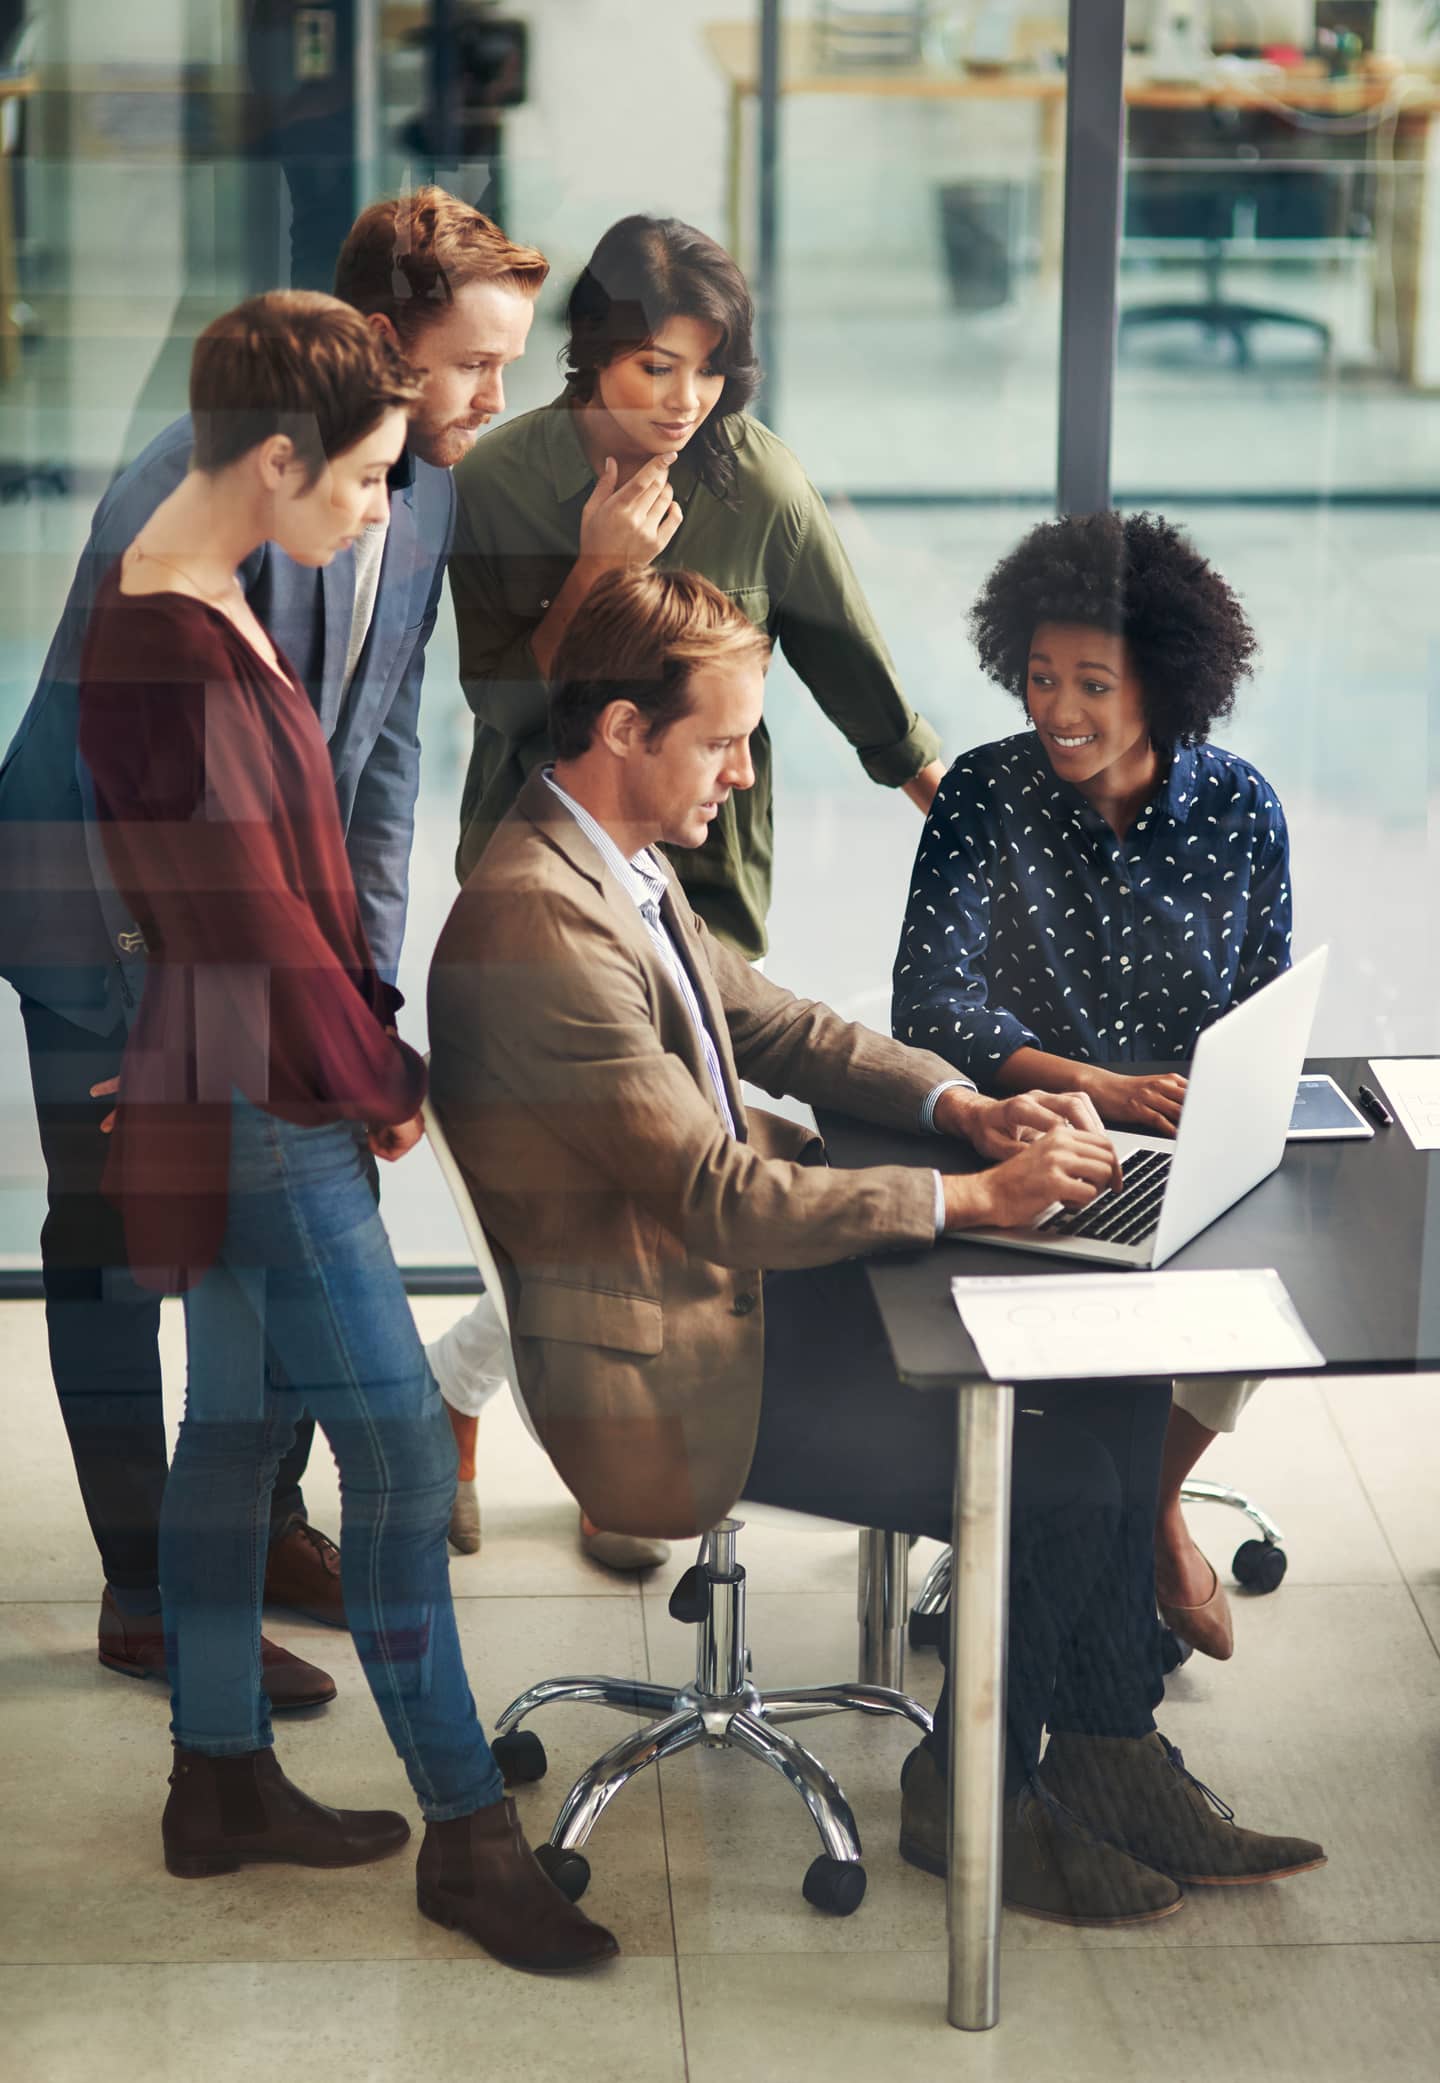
[1356,1083,1394,1129]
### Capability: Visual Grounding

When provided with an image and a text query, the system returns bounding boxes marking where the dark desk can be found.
[817,1055,1439,2031]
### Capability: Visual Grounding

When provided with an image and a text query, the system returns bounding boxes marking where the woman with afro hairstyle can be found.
[893,511,1292,1664]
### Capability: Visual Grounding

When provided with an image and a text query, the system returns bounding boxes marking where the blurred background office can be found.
[1,0,1438,1272]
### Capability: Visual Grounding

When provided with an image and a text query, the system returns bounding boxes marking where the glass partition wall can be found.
[0,0,1434,1278]
[1114,0,1440,1056]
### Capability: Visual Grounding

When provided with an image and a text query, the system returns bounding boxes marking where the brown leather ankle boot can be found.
[417,1798,619,1973]
[162,1745,410,1878]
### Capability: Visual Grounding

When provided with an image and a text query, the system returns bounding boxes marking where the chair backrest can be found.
[421,1090,513,1345]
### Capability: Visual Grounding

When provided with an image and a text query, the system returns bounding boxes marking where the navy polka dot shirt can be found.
[892,731,1292,1083]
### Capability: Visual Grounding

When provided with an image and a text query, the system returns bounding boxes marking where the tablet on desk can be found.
[1288,1074,1374,1141]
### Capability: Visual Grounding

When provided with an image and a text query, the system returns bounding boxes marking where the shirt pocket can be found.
[720,584,771,632]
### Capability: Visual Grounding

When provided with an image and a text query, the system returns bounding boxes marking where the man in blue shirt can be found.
[0,187,547,1700]
[893,511,1292,1667]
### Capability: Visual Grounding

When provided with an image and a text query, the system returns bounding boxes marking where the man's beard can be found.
[418,421,481,470]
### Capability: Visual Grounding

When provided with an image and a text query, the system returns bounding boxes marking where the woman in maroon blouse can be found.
[77,290,614,1975]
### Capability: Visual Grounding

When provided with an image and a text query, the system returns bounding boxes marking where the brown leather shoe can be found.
[1040,1731,1326,1885]
[263,1516,347,1628]
[98,1587,337,1712]
[163,1744,410,1877]
[417,1798,619,1973]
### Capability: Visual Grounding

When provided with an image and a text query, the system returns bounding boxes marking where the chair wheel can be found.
[1160,1626,1193,1675]
[1233,1539,1286,1593]
[908,1607,946,1653]
[802,1854,867,1917]
[493,1730,547,1785]
[535,1842,591,1902]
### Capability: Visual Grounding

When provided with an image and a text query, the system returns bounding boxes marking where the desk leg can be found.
[0,146,19,387]
[725,81,745,263]
[946,1380,1013,2032]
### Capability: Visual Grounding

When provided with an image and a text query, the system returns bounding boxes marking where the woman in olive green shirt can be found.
[448,212,944,961]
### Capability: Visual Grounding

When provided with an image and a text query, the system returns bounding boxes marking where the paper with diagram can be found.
[1367,1059,1440,1152]
[950,1267,1323,1382]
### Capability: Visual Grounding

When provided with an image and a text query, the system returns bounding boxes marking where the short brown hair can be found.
[549,568,770,760]
[190,290,421,482]
[334,185,549,344]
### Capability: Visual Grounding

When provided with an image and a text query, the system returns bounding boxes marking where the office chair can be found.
[1120,108,1339,367]
[907,1481,1287,1667]
[422,1093,932,1917]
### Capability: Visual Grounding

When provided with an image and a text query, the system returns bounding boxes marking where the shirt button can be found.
[731,1292,757,1317]
[539,597,551,609]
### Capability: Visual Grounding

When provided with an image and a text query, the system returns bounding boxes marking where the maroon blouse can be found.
[77,570,427,1290]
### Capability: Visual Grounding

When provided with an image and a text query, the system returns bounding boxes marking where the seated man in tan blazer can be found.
[427,568,1325,1930]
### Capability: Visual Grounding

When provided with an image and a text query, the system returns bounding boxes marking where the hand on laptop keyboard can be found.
[956,1125,1124,1233]
[1035,1149,1173,1246]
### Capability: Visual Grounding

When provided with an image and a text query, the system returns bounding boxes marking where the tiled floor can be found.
[3,1294,1438,2081]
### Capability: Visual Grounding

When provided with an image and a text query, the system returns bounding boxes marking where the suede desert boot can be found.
[162,1745,410,1878]
[898,1742,1181,1927]
[1039,1731,1327,1885]
[417,1798,620,1973]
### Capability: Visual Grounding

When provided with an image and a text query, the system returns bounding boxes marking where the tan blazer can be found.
[427,770,964,1538]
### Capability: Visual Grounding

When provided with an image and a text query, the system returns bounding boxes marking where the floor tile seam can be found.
[634,1580,695,2077]
[665,1934,1440,1964]
[0,1589,644,1606]
[1317,1385,1440,1620]
[10,1938,1440,1973]
[0,1949,690,1969]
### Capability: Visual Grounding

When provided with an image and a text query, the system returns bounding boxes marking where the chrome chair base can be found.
[907,1479,1289,1650]
[494,1518,933,1915]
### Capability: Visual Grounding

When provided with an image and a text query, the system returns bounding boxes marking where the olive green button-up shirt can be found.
[448,397,941,960]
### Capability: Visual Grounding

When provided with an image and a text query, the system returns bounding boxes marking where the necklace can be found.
[128,544,239,607]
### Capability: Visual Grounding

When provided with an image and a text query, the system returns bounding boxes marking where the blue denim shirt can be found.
[892,731,1292,1083]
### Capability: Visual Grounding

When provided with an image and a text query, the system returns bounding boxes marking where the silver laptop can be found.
[956,945,1329,1270]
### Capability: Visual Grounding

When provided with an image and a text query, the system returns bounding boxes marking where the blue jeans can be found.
[19,995,315,1607]
[163,1096,505,1820]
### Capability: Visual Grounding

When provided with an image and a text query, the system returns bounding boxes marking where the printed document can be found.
[1368,1059,1440,1152]
[950,1267,1323,1382]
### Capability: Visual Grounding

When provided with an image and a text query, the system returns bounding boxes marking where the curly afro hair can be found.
[969,511,1257,747]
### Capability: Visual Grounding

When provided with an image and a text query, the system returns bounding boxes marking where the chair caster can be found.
[1233,1539,1286,1594]
[535,1842,591,1902]
[1160,1626,1193,1675]
[802,1854,867,1917]
[494,1730,548,1785]
[908,1607,945,1654]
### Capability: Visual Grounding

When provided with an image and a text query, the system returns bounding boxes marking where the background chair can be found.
[1118,104,1364,367]
[908,1481,1288,1666]
[421,1094,932,1916]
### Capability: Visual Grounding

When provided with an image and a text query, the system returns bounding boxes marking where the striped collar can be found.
[541,769,670,914]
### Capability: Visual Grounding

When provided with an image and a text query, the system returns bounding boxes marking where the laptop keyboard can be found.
[1034,1149,1173,1250]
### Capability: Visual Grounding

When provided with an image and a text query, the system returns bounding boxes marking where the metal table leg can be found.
[947,1381,1013,2032]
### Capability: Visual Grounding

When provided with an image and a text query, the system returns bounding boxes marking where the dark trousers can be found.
[744,1263,1170,1795]
[19,996,314,1605]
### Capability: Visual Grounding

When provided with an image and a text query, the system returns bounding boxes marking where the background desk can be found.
[703,23,1440,386]
[818,1054,1440,2030]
